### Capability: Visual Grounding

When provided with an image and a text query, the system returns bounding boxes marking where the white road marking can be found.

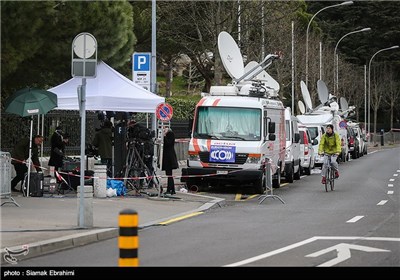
[224,236,400,267]
[306,243,389,267]
[377,200,388,205]
[393,174,398,177]
[397,170,400,172]
[369,150,378,155]
[389,179,395,182]
[346,216,364,223]
[388,184,393,187]
[387,191,394,195]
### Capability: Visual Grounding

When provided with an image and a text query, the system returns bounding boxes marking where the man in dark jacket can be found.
[92,120,113,177]
[11,135,44,192]
[162,127,178,195]
[48,127,69,177]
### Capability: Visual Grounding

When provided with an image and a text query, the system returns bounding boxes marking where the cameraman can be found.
[92,119,113,177]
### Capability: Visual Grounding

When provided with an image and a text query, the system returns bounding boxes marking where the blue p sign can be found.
[133,53,150,71]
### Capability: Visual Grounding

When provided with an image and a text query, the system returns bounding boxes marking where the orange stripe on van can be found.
[206,139,211,151]
[212,99,221,106]
[197,97,207,107]
[248,154,261,158]
[193,138,200,153]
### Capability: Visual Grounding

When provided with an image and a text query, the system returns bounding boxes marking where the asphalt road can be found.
[11,147,400,267]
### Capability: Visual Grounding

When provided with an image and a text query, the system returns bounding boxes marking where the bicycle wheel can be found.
[325,168,329,192]
[330,169,335,191]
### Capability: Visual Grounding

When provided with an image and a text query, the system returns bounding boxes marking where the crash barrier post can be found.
[380,129,384,146]
[1,151,20,207]
[119,209,139,267]
[258,159,285,205]
[93,164,107,198]
[77,185,93,227]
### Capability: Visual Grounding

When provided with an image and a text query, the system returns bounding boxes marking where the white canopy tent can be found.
[49,61,164,112]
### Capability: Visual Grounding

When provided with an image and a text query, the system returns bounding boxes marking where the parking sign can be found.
[132,52,151,90]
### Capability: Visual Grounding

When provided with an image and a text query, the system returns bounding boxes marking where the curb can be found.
[1,192,225,265]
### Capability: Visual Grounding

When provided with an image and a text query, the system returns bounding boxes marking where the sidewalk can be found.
[0,164,224,264]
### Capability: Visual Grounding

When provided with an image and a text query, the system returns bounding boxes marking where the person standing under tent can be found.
[92,119,113,177]
[48,126,69,177]
[10,135,44,192]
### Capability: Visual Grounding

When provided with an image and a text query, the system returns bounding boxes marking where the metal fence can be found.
[369,130,400,146]
[1,151,19,206]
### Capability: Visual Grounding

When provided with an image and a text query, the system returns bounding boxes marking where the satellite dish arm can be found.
[235,54,280,84]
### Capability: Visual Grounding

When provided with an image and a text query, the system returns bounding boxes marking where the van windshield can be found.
[194,106,261,141]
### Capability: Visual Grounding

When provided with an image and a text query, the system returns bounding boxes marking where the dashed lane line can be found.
[377,200,388,206]
[346,216,364,223]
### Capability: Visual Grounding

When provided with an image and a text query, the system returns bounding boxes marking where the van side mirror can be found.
[294,133,300,143]
[268,122,276,134]
[268,134,276,141]
[312,139,318,145]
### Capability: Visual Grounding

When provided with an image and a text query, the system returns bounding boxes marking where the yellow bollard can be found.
[118,209,139,267]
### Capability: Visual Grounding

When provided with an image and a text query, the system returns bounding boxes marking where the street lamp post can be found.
[367,45,399,141]
[334,27,371,94]
[305,1,353,87]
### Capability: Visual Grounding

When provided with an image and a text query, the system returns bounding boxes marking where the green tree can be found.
[1,0,136,102]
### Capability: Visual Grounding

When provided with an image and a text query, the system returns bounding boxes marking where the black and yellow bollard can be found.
[119,209,139,267]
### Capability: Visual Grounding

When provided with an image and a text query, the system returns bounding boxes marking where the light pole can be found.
[367,45,399,141]
[305,1,353,87]
[334,27,371,94]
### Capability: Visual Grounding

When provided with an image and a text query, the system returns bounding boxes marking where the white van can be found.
[283,108,301,182]
[181,87,285,194]
[298,125,316,175]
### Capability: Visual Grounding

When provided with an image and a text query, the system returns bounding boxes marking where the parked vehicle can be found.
[346,124,360,159]
[283,108,301,182]
[181,31,285,194]
[348,121,367,156]
[181,86,285,194]
[298,125,316,175]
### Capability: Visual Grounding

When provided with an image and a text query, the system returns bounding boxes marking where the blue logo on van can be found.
[209,145,236,163]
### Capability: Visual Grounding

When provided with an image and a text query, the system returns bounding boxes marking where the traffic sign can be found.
[132,52,151,90]
[339,120,347,129]
[156,103,173,122]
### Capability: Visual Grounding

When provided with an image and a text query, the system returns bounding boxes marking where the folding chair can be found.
[55,171,75,194]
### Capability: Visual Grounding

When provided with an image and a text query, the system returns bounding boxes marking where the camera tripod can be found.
[122,139,160,194]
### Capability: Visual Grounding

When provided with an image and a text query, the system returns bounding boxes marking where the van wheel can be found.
[272,168,281,188]
[285,162,294,183]
[254,172,266,194]
[186,179,201,192]
[305,167,311,175]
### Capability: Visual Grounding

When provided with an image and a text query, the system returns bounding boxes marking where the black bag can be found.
[23,172,44,197]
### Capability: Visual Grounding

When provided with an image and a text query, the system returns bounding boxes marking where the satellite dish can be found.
[298,100,305,114]
[243,61,262,80]
[243,61,280,96]
[330,101,339,111]
[317,80,329,105]
[218,31,244,80]
[300,80,313,110]
[340,97,349,111]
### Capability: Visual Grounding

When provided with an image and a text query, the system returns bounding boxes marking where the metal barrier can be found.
[1,151,20,207]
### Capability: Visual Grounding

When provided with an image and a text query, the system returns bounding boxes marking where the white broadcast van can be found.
[283,107,301,182]
[181,31,286,194]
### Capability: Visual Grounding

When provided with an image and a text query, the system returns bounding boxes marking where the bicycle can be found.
[322,154,336,192]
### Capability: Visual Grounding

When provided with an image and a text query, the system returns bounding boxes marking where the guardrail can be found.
[1,151,20,207]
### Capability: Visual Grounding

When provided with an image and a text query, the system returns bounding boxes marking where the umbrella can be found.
[4,87,57,117]
[4,87,58,197]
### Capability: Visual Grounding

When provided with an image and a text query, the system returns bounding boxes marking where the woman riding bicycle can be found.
[318,124,341,184]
